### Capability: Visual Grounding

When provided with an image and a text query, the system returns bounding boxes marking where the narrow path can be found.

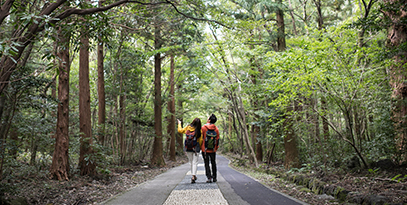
[163,161,228,204]
[217,155,305,205]
[103,155,307,205]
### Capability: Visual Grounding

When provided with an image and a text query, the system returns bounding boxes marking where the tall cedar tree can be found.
[97,0,106,145]
[151,22,165,166]
[277,0,300,169]
[384,0,407,161]
[168,55,176,161]
[78,33,96,176]
[50,27,70,181]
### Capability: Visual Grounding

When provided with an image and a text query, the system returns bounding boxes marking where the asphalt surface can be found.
[217,155,305,205]
[103,155,307,205]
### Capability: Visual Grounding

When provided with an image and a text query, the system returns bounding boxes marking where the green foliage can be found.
[391,174,407,183]
[368,168,380,174]
[286,164,312,174]
[0,0,401,192]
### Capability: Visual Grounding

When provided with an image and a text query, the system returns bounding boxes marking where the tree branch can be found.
[53,0,168,21]
[0,0,15,25]
[164,0,231,29]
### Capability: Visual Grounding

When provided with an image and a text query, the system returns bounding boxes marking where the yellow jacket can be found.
[178,123,203,148]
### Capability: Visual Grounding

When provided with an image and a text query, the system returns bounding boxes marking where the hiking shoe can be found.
[213,178,217,182]
[191,175,197,184]
[206,178,212,183]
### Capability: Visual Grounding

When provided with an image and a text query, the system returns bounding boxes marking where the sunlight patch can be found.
[163,189,228,205]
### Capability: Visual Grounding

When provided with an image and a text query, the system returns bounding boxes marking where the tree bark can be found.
[284,103,300,169]
[231,109,243,156]
[321,97,329,165]
[357,0,374,47]
[250,63,263,162]
[97,0,106,146]
[254,125,263,162]
[30,134,38,166]
[321,98,329,139]
[0,93,11,180]
[151,23,165,166]
[230,91,258,167]
[276,2,299,169]
[384,0,407,162]
[78,34,96,176]
[168,55,176,161]
[313,96,321,144]
[176,84,184,154]
[119,70,126,165]
[228,113,234,153]
[287,0,298,36]
[276,0,286,52]
[50,29,70,181]
[8,127,18,160]
[313,0,324,30]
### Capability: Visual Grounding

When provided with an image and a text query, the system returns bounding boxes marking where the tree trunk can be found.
[313,0,324,30]
[113,94,119,161]
[176,84,184,154]
[151,24,165,166]
[97,0,106,146]
[287,0,298,36]
[276,0,286,52]
[9,127,18,160]
[267,143,276,165]
[228,113,234,153]
[168,55,176,161]
[284,103,300,169]
[78,35,96,176]
[0,93,11,146]
[321,97,329,165]
[119,63,126,165]
[30,134,38,166]
[300,0,310,34]
[357,0,374,48]
[234,93,258,167]
[254,125,263,162]
[249,44,263,162]
[251,77,263,162]
[51,30,70,181]
[231,109,243,156]
[313,96,321,144]
[0,93,11,180]
[0,92,6,126]
[384,0,407,162]
[119,80,126,165]
[321,98,329,139]
[276,2,299,169]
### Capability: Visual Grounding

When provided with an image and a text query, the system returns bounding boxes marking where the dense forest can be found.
[0,0,406,204]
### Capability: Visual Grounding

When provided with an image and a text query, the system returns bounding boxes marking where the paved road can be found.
[217,155,304,205]
[103,155,307,205]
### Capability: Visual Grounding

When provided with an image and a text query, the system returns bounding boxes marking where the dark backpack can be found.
[205,127,217,151]
[185,130,197,152]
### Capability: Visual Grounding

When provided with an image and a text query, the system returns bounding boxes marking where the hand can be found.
[177,119,181,124]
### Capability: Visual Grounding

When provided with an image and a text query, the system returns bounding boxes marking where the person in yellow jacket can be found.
[177,118,203,183]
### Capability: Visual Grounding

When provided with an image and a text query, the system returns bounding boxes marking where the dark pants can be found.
[203,152,217,180]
